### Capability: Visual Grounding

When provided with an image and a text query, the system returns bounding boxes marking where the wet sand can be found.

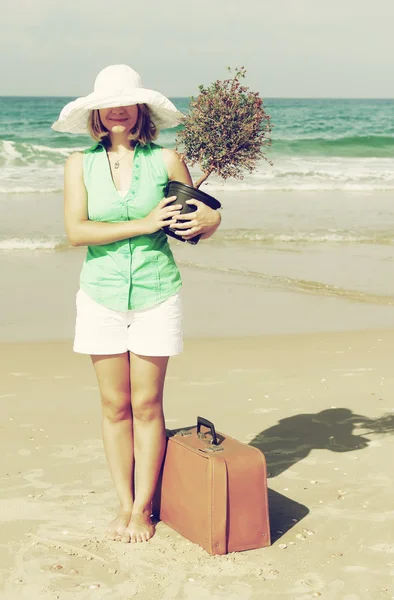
[2,248,394,343]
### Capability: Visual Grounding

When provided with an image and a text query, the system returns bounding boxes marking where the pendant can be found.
[114,161,120,169]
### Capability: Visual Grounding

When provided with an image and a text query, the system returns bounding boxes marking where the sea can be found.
[1,97,394,196]
[1,96,394,334]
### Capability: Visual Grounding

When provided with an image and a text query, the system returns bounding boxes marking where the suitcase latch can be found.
[198,446,224,454]
[176,429,192,437]
[197,432,219,444]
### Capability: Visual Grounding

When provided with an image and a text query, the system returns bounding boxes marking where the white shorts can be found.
[73,289,183,356]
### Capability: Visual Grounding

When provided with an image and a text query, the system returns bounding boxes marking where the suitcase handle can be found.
[197,416,219,446]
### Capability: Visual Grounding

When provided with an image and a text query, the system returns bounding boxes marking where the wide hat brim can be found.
[51,88,184,134]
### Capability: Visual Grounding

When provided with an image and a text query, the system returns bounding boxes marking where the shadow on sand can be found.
[249,408,394,478]
[249,408,394,541]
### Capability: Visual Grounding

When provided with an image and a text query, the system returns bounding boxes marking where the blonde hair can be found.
[87,104,158,146]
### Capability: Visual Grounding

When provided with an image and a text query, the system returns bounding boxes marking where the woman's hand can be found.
[171,199,221,240]
[141,196,182,234]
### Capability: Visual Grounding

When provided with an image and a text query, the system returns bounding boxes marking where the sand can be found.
[3,248,394,344]
[0,330,393,599]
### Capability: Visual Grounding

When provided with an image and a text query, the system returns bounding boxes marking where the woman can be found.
[52,65,221,544]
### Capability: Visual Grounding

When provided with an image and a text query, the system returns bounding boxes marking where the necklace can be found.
[109,149,133,170]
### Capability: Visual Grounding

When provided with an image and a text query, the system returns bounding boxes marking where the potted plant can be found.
[163,67,272,244]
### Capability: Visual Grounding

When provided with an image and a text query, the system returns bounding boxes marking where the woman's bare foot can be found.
[121,511,155,543]
[105,509,133,541]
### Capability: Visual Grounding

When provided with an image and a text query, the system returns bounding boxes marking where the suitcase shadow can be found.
[267,488,309,543]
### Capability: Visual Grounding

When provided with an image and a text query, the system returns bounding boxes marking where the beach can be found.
[1,328,393,599]
[1,96,394,598]
[1,220,394,599]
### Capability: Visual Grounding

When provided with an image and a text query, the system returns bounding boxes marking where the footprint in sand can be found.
[22,468,53,489]
[292,573,326,596]
[4,536,117,598]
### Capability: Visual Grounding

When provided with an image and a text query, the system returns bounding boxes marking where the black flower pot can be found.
[163,180,221,245]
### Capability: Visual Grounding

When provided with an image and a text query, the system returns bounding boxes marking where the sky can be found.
[1,0,394,98]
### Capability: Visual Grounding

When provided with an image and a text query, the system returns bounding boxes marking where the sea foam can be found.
[0,237,68,250]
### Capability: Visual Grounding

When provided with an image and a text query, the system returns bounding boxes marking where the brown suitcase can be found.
[153,417,271,555]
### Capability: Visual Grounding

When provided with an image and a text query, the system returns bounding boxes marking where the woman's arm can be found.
[64,152,180,247]
[162,149,221,240]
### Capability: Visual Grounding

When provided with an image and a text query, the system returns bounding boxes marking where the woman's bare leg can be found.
[121,353,169,543]
[91,353,134,541]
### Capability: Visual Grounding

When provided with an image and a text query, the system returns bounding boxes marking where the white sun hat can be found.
[51,64,183,134]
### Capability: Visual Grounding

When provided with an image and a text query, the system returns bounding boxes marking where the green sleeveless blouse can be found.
[79,142,182,311]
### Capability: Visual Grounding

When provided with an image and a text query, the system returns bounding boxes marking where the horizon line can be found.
[0,95,393,101]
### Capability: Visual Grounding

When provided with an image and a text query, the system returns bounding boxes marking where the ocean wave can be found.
[32,143,83,155]
[214,229,394,245]
[271,135,394,157]
[3,175,394,194]
[2,229,393,251]
[0,237,68,251]
[199,156,394,192]
[205,181,394,192]
[1,137,394,194]
[0,139,80,167]
[0,186,63,194]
